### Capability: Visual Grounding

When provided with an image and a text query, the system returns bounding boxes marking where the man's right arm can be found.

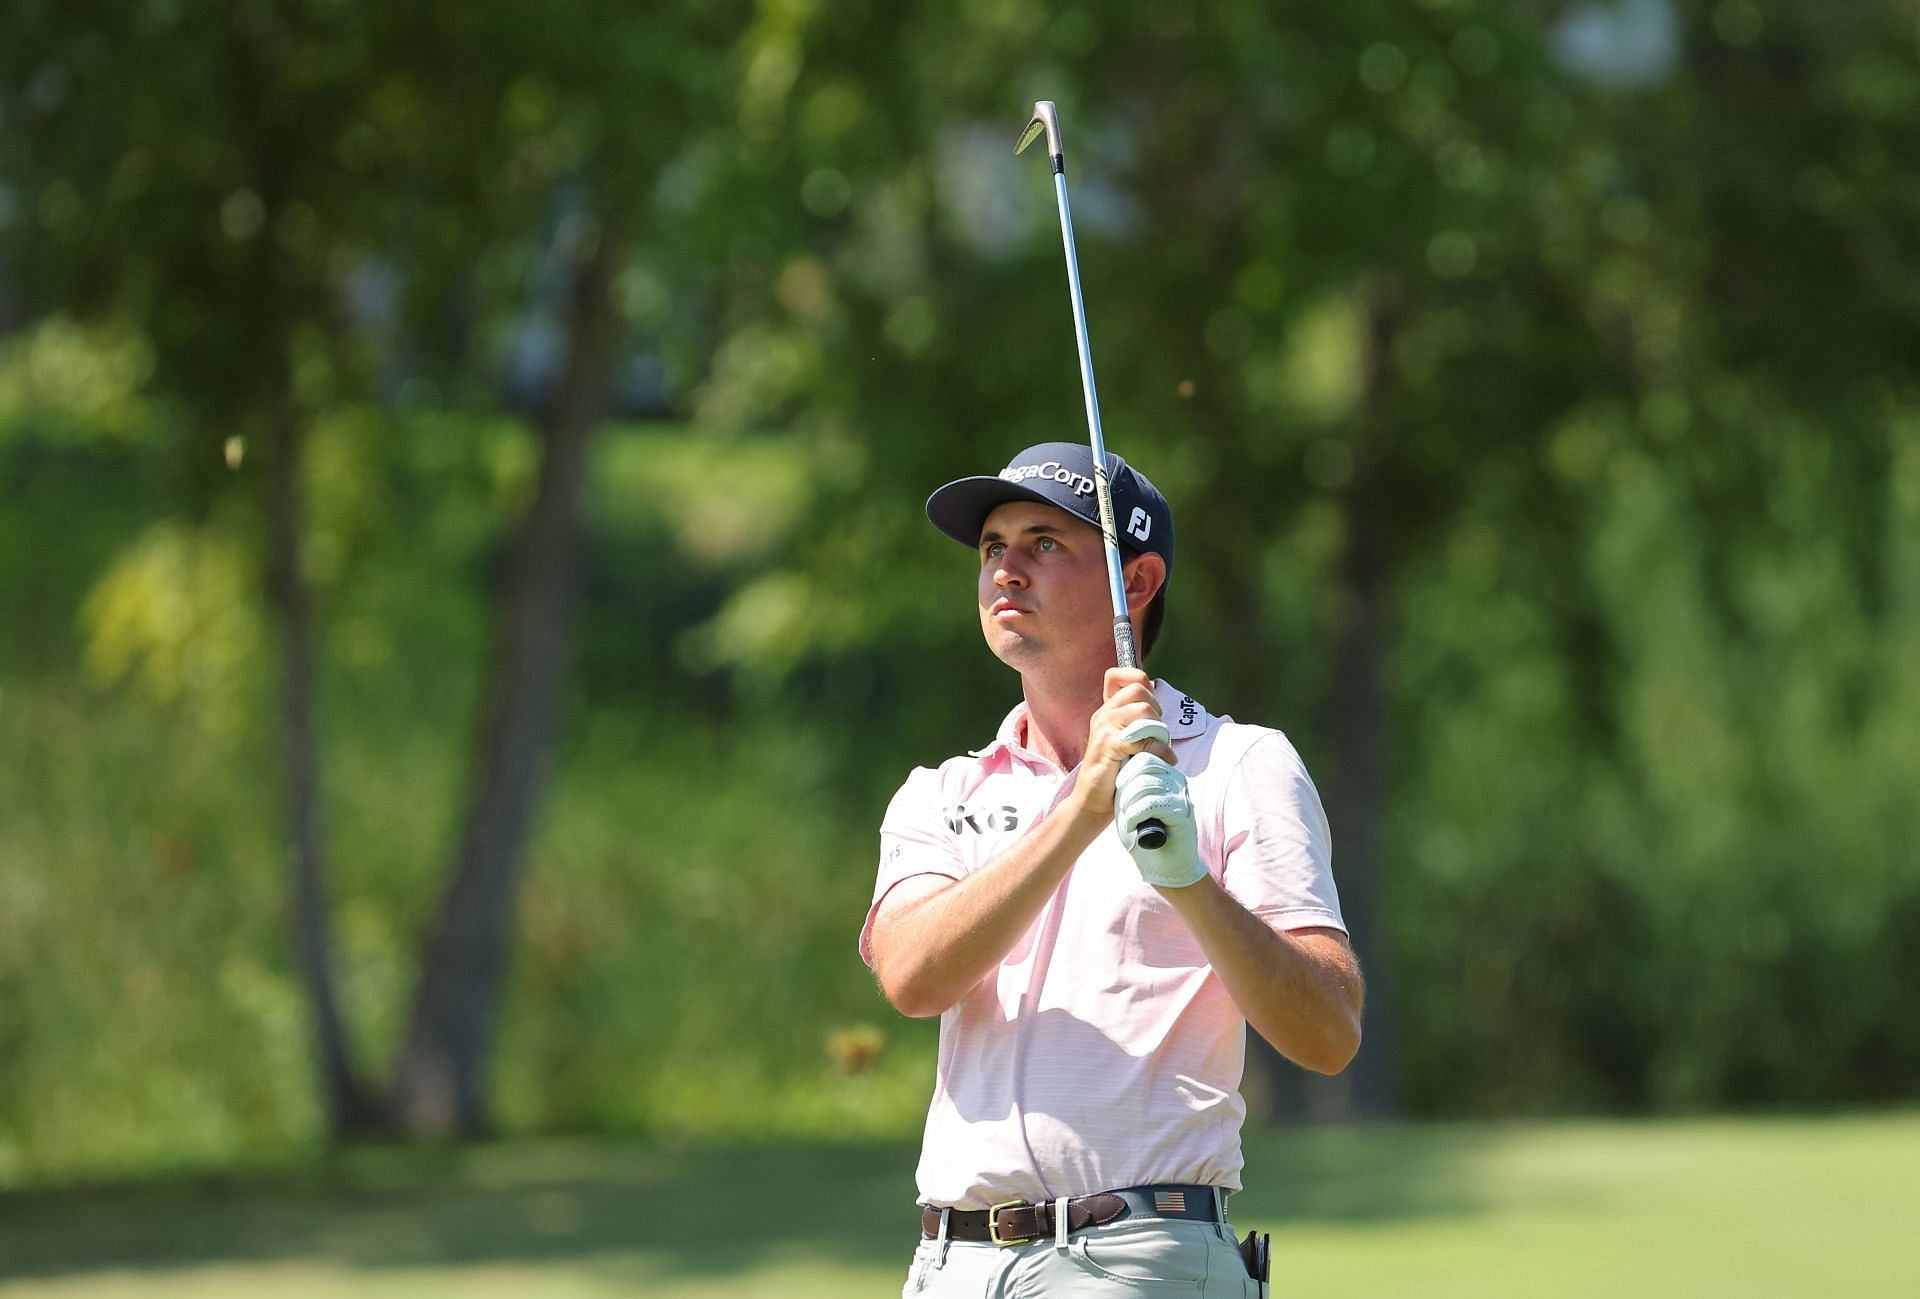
[868,785,1103,1017]
[869,669,1170,1017]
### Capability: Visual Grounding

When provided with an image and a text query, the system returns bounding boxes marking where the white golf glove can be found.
[1114,751,1204,888]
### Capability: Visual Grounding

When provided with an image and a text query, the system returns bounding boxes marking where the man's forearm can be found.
[1158,876,1364,1074]
[872,790,1105,1017]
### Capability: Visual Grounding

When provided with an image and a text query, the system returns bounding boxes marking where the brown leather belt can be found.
[921,1184,1223,1246]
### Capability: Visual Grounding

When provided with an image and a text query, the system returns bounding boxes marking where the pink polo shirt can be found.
[859,680,1344,1210]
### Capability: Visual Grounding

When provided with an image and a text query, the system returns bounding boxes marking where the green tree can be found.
[3,0,747,1138]
[660,0,1920,1116]
[670,0,1609,1116]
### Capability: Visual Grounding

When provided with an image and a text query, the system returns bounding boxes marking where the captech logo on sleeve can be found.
[999,461,1096,496]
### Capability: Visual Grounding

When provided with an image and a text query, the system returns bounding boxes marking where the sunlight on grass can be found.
[2,1113,1916,1298]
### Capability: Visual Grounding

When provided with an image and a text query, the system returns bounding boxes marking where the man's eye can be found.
[984,543,1004,559]
[1037,537,1057,552]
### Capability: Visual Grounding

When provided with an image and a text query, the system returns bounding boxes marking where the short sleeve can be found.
[1217,732,1346,933]
[858,766,966,969]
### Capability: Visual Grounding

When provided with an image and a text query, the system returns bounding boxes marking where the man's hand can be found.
[1115,753,1205,887]
[1076,669,1176,819]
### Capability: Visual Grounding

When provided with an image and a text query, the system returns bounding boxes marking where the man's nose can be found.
[994,557,1028,588]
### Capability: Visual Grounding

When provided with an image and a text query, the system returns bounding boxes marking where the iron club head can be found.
[1016,100,1064,172]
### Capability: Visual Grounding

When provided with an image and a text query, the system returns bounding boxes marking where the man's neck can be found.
[1017,666,1141,771]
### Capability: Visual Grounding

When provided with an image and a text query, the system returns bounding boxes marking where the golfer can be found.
[860,441,1363,1297]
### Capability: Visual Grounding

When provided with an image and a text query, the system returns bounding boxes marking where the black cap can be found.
[925,441,1175,577]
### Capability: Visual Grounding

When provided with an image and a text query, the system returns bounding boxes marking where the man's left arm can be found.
[1112,729,1362,1074]
[1157,881,1362,1075]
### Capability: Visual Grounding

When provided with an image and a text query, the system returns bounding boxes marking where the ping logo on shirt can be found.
[944,804,1021,834]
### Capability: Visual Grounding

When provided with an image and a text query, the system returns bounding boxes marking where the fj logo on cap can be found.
[1126,507,1152,542]
[1001,461,1096,496]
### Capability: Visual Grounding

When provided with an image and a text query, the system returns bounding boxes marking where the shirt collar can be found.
[970,679,1212,763]
[1154,679,1213,739]
[965,700,1030,763]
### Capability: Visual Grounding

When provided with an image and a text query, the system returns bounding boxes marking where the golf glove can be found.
[1114,752,1205,888]
[1118,716,1172,750]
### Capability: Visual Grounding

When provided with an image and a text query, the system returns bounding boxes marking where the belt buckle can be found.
[987,1199,1039,1247]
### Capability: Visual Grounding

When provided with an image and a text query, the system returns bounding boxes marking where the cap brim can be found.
[925,476,1096,548]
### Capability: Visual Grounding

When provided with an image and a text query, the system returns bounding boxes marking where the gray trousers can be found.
[902,1215,1263,1297]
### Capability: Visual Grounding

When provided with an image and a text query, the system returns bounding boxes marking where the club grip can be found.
[1113,615,1139,670]
[1137,819,1167,850]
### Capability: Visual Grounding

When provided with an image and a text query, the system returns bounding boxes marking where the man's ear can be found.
[1122,552,1167,617]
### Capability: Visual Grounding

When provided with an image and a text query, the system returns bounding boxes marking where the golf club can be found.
[1016,98,1170,850]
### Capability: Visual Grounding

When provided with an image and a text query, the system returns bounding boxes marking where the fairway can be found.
[2,1111,1916,1297]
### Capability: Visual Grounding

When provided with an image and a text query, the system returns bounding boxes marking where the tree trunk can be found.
[385,218,621,1137]
[264,396,378,1137]
[1301,277,1403,1120]
[1306,535,1398,1118]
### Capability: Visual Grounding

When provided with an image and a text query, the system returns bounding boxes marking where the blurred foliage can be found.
[80,522,264,732]
[0,319,157,447]
[2,0,1918,1178]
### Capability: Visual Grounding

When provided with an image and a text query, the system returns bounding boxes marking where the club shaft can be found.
[1029,103,1164,850]
[1047,170,1138,670]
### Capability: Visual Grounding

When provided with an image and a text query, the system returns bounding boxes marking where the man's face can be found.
[976,499,1115,671]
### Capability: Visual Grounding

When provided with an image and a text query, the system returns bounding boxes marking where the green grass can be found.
[2,1111,1917,1297]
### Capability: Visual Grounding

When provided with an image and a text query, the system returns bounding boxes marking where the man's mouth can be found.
[990,598,1029,619]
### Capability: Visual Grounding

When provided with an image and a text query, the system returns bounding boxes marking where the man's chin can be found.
[985,628,1043,667]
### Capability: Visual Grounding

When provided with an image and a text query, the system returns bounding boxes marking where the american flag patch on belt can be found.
[1153,1190,1187,1214]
